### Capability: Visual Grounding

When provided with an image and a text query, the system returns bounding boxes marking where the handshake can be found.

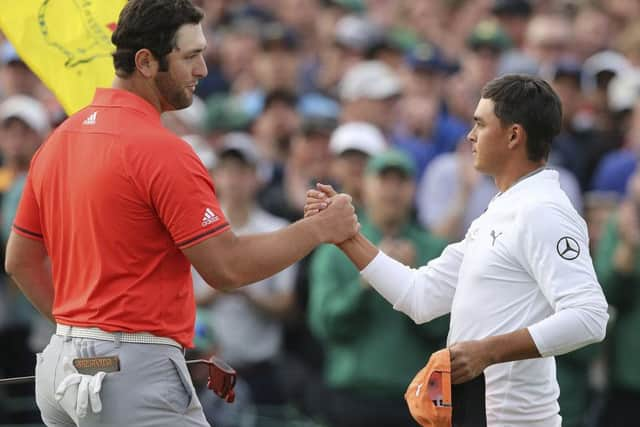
[303,183,360,245]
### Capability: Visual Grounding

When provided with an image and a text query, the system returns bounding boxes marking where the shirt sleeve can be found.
[13,171,44,241]
[517,202,609,357]
[360,239,464,324]
[128,136,230,249]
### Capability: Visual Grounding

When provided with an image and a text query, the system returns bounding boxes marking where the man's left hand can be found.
[449,339,494,384]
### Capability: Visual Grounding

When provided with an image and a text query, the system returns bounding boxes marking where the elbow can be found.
[200,266,245,291]
[583,302,609,344]
[593,306,609,343]
[5,254,20,279]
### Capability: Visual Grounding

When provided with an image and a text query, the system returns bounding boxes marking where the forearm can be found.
[220,218,322,289]
[5,233,54,323]
[8,262,55,323]
[527,302,608,357]
[483,328,540,365]
[337,232,379,270]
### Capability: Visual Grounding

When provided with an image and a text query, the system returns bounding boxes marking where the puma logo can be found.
[490,230,503,246]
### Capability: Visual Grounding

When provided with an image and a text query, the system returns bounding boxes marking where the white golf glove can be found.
[54,357,106,418]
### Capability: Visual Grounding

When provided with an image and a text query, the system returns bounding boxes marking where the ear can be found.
[134,48,158,78]
[507,124,525,150]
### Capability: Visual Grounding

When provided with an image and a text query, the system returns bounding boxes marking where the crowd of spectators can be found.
[1,0,640,425]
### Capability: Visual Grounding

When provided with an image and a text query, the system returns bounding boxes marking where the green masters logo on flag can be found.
[0,0,127,114]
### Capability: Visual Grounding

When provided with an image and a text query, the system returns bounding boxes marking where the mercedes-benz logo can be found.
[556,236,580,260]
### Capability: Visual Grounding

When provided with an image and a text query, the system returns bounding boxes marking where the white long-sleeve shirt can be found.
[361,169,608,427]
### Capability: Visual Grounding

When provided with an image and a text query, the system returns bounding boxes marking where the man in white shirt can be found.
[304,74,609,426]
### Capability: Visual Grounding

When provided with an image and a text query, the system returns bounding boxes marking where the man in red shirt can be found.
[4,1,358,425]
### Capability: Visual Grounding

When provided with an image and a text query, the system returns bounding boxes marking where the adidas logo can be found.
[201,208,219,227]
[82,111,98,125]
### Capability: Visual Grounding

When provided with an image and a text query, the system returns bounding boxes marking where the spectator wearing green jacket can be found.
[595,170,640,427]
[307,150,448,427]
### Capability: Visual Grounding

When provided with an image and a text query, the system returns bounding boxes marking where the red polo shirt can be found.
[13,88,229,348]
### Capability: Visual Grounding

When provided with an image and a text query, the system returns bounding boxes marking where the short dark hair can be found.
[111,0,204,76]
[481,74,562,162]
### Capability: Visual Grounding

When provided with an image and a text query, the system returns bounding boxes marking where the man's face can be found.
[363,169,415,223]
[213,156,258,206]
[0,117,42,168]
[330,150,369,199]
[467,98,511,175]
[155,23,208,111]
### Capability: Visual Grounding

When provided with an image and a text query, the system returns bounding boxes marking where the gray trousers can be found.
[35,333,210,426]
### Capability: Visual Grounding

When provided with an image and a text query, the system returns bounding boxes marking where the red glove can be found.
[187,356,237,403]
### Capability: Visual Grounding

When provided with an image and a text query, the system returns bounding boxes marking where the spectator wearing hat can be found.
[491,0,532,49]
[254,22,302,93]
[338,60,402,133]
[592,97,640,197]
[0,95,51,239]
[548,60,608,192]
[252,89,301,175]
[308,149,448,427]
[258,115,335,223]
[193,133,298,408]
[0,94,52,421]
[391,43,469,180]
[328,122,387,210]
[462,20,511,91]
[0,42,42,99]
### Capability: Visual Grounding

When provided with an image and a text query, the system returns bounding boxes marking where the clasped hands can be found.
[304,183,359,244]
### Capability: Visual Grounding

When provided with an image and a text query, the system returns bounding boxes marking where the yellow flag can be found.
[0,0,127,115]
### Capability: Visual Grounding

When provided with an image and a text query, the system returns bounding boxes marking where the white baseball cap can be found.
[608,69,640,113]
[329,122,387,156]
[335,15,384,52]
[0,95,50,137]
[219,132,260,166]
[339,61,402,102]
[581,50,631,94]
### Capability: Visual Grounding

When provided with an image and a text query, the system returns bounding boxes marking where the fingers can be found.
[316,182,338,197]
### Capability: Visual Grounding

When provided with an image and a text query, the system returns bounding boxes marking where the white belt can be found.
[56,324,182,349]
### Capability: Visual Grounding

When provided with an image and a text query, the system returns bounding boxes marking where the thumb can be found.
[316,183,338,197]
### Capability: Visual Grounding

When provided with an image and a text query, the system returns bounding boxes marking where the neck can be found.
[222,201,252,227]
[112,76,163,113]
[493,160,546,193]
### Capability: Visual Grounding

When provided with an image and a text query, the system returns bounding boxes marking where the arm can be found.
[307,184,461,324]
[5,232,54,323]
[448,328,539,384]
[520,203,608,357]
[183,196,357,290]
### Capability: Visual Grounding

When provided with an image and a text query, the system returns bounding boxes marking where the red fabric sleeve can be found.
[13,171,44,241]
[128,136,229,249]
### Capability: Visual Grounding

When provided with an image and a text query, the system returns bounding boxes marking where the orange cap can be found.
[405,348,452,427]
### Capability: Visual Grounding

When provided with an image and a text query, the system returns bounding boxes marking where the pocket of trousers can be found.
[165,356,194,414]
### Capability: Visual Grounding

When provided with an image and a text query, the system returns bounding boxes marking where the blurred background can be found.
[1,0,640,426]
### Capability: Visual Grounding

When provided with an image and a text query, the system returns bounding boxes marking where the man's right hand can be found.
[304,183,338,218]
[310,192,359,244]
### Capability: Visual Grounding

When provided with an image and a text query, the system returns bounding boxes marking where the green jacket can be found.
[595,214,640,391]
[308,215,449,397]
